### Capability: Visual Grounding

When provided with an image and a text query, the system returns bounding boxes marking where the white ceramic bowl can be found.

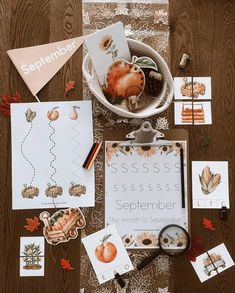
[82,38,174,118]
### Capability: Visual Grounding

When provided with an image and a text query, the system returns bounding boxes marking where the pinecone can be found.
[143,68,163,96]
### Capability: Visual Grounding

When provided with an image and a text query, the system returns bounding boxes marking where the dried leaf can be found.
[0,93,21,116]
[203,218,216,231]
[24,216,40,232]
[60,259,74,270]
[65,81,75,93]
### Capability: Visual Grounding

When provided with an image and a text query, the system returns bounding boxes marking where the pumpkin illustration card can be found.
[84,22,131,85]
[192,161,229,209]
[11,101,94,210]
[82,225,134,284]
[191,243,234,283]
[20,236,45,277]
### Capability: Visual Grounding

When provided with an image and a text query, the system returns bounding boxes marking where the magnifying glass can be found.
[137,224,190,271]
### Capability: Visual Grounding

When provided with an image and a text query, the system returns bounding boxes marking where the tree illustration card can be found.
[192,161,229,209]
[11,101,94,210]
[105,141,189,249]
[191,243,234,283]
[82,225,134,284]
[174,77,211,100]
[84,22,131,85]
[20,236,45,277]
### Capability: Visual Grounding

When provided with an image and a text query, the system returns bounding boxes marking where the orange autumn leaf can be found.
[65,81,75,93]
[203,218,216,231]
[24,216,40,232]
[60,259,74,271]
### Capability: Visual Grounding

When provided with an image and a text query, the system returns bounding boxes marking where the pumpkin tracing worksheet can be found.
[11,100,94,210]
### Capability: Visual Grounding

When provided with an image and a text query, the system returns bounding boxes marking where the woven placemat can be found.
[81,2,173,292]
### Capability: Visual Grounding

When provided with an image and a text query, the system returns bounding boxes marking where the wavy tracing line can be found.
[49,121,57,185]
[20,122,36,186]
[71,121,82,181]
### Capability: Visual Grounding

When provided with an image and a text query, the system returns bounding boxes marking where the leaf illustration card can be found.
[191,243,234,283]
[20,236,45,277]
[105,141,189,249]
[11,101,94,210]
[192,161,229,209]
[84,22,131,85]
[82,225,134,284]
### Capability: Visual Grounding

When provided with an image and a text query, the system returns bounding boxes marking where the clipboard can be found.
[103,121,191,249]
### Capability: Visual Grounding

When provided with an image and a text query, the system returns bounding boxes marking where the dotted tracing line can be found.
[71,121,82,182]
[49,121,57,186]
[20,122,36,186]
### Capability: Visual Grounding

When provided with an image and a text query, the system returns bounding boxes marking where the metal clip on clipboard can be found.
[120,121,172,147]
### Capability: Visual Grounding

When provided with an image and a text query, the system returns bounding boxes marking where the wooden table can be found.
[0,1,234,293]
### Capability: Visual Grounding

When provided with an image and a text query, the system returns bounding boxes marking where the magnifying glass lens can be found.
[159,225,189,256]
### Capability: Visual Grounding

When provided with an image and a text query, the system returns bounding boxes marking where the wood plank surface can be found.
[0,0,234,293]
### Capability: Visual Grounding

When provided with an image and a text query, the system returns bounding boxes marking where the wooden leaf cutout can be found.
[24,216,40,232]
[65,81,75,93]
[186,235,203,262]
[60,259,74,271]
[0,93,21,116]
[203,218,216,231]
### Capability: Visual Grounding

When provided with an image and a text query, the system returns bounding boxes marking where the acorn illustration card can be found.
[20,236,45,277]
[11,101,94,210]
[105,141,189,249]
[192,161,229,209]
[191,243,234,283]
[84,22,131,85]
[82,225,134,284]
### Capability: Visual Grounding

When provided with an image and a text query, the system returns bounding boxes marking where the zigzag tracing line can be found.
[49,121,57,185]
[20,121,36,186]
[71,121,82,181]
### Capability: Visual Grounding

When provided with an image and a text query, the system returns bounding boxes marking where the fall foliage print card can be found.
[192,161,229,209]
[20,237,45,277]
[105,141,189,249]
[82,225,134,284]
[191,243,234,283]
[11,101,94,210]
[84,22,131,85]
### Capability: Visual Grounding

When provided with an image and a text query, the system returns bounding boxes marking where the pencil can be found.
[180,147,185,208]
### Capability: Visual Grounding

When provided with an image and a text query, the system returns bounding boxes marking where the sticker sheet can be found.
[191,243,234,283]
[11,101,94,209]
[192,161,229,209]
[20,236,45,277]
[82,225,134,284]
[105,141,189,249]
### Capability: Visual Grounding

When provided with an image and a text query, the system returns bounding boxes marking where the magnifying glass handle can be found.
[137,250,161,271]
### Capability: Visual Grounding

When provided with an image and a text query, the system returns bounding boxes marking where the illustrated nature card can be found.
[11,101,94,210]
[82,225,134,284]
[20,236,45,277]
[105,141,189,249]
[174,77,211,100]
[174,102,212,125]
[84,22,131,85]
[191,243,234,283]
[192,161,229,209]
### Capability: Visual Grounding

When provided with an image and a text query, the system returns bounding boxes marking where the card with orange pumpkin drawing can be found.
[11,101,94,210]
[82,225,134,284]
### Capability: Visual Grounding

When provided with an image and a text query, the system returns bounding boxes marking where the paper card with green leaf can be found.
[82,225,134,285]
[20,237,45,277]
[84,22,131,85]
[192,161,229,209]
